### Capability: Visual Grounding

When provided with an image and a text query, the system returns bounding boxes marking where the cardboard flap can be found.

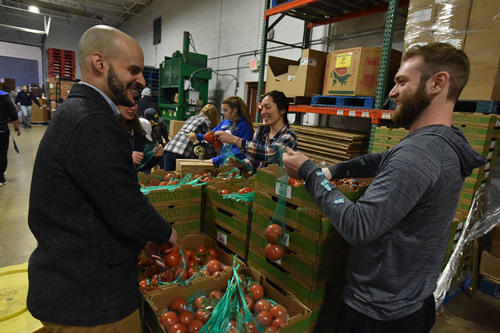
[480,251,500,283]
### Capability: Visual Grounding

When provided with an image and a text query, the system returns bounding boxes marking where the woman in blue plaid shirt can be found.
[163,104,220,171]
[215,91,297,172]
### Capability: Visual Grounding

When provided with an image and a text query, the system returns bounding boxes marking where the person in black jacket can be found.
[0,90,21,186]
[27,25,177,332]
[144,107,169,168]
[118,104,164,172]
[15,84,40,128]
[137,87,158,117]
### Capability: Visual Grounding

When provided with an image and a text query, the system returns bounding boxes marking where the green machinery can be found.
[158,31,212,123]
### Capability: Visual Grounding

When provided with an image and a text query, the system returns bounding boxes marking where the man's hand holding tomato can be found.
[143,229,178,268]
[282,147,310,180]
[214,130,239,146]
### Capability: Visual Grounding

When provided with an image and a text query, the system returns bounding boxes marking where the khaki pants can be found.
[41,309,141,333]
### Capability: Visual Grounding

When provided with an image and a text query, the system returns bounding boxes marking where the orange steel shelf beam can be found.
[288,105,395,125]
[308,0,409,28]
[265,0,321,19]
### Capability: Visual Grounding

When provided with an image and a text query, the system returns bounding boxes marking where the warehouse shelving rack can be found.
[256,0,408,151]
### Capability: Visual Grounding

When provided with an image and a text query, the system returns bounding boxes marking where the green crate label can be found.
[147,190,195,202]
[156,205,199,219]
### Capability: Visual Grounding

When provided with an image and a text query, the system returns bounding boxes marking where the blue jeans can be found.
[20,105,33,126]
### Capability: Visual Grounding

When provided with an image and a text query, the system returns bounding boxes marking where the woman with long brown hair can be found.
[191,96,253,166]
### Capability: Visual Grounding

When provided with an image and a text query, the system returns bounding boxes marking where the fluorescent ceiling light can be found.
[28,5,39,13]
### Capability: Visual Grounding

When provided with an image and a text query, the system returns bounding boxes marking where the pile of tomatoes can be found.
[158,273,289,333]
[265,224,284,262]
[140,173,181,187]
[218,187,255,196]
[137,244,226,294]
[193,172,215,183]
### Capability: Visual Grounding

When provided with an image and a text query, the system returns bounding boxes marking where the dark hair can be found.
[257,90,290,142]
[403,42,470,102]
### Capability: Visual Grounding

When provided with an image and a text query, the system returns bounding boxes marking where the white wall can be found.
[0,41,43,85]
[120,0,405,107]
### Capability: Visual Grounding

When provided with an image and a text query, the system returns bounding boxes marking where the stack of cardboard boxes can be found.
[404,0,500,101]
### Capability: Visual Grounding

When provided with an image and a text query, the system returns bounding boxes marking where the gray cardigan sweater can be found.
[299,125,486,321]
[27,83,172,326]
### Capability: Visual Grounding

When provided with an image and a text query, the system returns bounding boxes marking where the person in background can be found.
[144,108,169,169]
[15,84,40,128]
[163,103,220,171]
[137,87,157,117]
[282,43,486,333]
[215,90,297,172]
[118,104,164,172]
[27,25,176,333]
[0,90,21,187]
[190,96,253,166]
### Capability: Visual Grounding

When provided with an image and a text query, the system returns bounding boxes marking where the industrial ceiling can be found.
[0,0,153,46]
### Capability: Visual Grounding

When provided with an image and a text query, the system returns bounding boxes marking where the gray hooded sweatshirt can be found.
[298,124,486,321]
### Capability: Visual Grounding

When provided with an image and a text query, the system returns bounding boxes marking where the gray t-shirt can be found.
[299,124,486,321]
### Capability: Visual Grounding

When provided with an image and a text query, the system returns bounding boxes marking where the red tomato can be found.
[193,256,203,266]
[204,131,215,143]
[137,258,152,267]
[270,304,287,319]
[185,249,195,260]
[265,224,283,243]
[178,310,194,327]
[196,245,206,253]
[170,297,188,314]
[169,323,188,333]
[264,326,279,333]
[193,296,208,311]
[212,139,222,149]
[159,181,167,186]
[187,260,196,269]
[249,284,264,301]
[164,174,175,181]
[265,243,284,261]
[272,317,286,328]
[194,174,201,179]
[287,178,301,187]
[188,320,204,333]
[247,323,259,333]
[195,309,211,324]
[255,299,271,313]
[208,290,223,300]
[159,311,179,330]
[139,280,158,293]
[202,255,213,265]
[202,177,213,182]
[207,248,217,260]
[187,267,197,278]
[160,270,174,283]
[197,269,211,278]
[244,294,254,312]
[167,180,179,186]
[220,189,231,195]
[159,243,172,253]
[212,271,222,278]
[175,267,188,280]
[256,310,273,327]
[164,251,181,268]
[206,260,222,275]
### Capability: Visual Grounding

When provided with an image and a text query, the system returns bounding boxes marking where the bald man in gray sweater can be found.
[283,43,486,333]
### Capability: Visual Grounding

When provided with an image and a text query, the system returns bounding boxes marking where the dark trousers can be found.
[326,294,436,333]
[163,151,185,171]
[0,125,9,180]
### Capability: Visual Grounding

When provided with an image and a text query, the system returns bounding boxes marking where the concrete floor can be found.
[1,124,499,332]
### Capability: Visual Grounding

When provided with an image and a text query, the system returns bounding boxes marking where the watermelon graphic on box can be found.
[323,47,401,97]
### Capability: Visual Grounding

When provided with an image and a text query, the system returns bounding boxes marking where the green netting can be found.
[136,142,158,170]
[221,191,255,203]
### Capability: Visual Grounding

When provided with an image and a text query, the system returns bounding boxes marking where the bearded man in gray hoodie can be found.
[283,42,486,333]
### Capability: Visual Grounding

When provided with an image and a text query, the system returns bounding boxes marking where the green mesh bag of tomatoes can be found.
[183,244,229,282]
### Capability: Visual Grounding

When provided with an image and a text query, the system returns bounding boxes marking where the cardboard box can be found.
[253,190,335,241]
[403,0,472,51]
[144,266,311,333]
[467,0,500,31]
[169,120,185,138]
[176,159,213,171]
[169,219,200,238]
[265,49,328,97]
[0,78,15,90]
[205,204,249,240]
[31,98,49,123]
[459,63,500,101]
[247,248,346,308]
[452,113,500,129]
[322,47,401,97]
[204,219,248,260]
[480,251,500,283]
[204,181,254,221]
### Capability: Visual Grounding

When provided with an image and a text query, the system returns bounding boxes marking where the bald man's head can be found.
[79,25,134,73]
